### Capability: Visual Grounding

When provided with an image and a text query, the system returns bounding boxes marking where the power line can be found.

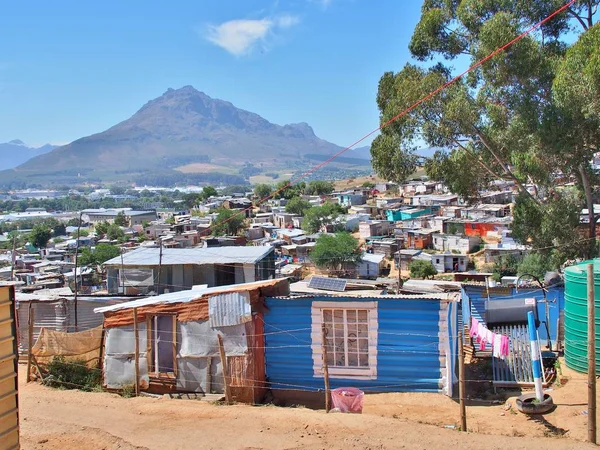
[200,0,577,237]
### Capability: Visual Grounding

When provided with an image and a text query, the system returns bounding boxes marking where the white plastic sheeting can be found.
[176,357,224,393]
[178,321,247,357]
[104,324,149,389]
[208,292,252,328]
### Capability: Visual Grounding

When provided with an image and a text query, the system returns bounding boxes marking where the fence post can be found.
[133,308,139,396]
[587,263,596,444]
[458,330,467,432]
[27,304,35,382]
[217,334,232,405]
[321,324,331,412]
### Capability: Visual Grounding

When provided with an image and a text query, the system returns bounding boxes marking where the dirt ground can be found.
[17,360,599,450]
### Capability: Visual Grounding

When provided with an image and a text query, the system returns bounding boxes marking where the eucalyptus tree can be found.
[371,0,599,258]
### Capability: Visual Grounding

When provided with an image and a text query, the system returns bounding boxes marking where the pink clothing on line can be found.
[470,317,479,338]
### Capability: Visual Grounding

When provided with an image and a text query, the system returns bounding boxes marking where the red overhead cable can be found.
[203,0,576,235]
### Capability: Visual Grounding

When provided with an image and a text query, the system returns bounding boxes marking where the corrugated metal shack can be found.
[263,291,459,407]
[94,279,289,403]
[16,290,129,355]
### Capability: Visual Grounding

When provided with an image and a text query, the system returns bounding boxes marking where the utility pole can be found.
[73,212,83,331]
[10,233,17,281]
[397,252,403,293]
[120,249,125,295]
[458,330,467,432]
[587,263,596,444]
[156,238,163,294]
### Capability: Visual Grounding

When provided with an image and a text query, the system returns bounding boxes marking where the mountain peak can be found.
[8,139,26,146]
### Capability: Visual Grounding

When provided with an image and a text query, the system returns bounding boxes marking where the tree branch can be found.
[568,7,589,30]
[470,124,541,205]
[450,138,508,181]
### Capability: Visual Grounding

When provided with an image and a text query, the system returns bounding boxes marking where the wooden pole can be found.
[206,357,212,394]
[133,308,140,396]
[458,330,467,432]
[27,304,34,383]
[321,324,331,412]
[120,250,125,295]
[217,334,232,405]
[587,263,596,444]
[156,239,163,294]
[397,252,402,293]
[73,212,82,331]
[10,234,16,281]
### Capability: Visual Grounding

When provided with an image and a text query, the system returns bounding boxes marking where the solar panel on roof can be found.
[308,276,347,292]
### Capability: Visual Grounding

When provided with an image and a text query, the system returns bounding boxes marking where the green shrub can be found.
[44,356,102,392]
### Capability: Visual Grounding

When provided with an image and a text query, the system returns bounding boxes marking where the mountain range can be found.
[10,86,371,185]
[0,140,57,171]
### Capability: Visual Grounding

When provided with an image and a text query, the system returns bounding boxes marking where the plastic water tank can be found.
[564,260,600,373]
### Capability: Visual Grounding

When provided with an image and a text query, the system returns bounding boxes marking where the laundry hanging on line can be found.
[469,317,510,359]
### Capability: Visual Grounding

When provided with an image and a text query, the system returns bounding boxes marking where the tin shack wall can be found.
[263,296,454,396]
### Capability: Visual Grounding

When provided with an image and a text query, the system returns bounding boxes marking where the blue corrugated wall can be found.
[462,286,564,344]
[263,296,449,393]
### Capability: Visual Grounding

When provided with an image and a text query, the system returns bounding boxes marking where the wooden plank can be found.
[206,357,212,394]
[172,315,177,377]
[146,316,152,373]
[133,308,139,396]
[26,304,34,383]
[217,334,231,405]
[321,324,331,413]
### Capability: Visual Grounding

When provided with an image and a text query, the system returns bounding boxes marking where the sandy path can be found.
[19,378,594,450]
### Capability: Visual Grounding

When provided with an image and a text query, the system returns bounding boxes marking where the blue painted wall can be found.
[462,285,564,344]
[264,296,453,393]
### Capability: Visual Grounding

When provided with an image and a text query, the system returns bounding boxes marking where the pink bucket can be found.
[331,387,364,413]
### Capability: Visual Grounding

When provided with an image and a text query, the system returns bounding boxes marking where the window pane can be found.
[357,310,368,322]
[347,310,356,323]
[348,352,358,367]
[323,310,332,322]
[326,351,335,366]
[359,338,368,352]
[333,310,344,322]
[359,353,369,367]
[358,324,368,338]
[347,337,357,352]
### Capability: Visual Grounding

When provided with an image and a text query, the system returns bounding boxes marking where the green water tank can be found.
[564,259,600,373]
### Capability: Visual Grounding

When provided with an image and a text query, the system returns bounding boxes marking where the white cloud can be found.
[205,14,299,56]
[276,14,300,28]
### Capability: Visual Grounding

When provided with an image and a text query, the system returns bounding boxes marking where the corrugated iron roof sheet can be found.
[208,292,252,327]
[103,246,274,266]
[94,278,288,314]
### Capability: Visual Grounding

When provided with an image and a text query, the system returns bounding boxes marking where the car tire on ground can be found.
[515,393,554,414]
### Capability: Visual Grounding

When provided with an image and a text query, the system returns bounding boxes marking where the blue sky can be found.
[0,0,425,147]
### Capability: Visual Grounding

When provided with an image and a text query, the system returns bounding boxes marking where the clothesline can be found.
[469,317,510,359]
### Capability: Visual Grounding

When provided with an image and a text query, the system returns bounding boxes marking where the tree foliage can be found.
[285,197,313,216]
[303,203,347,234]
[201,186,218,200]
[409,260,437,279]
[95,221,110,236]
[113,211,128,227]
[253,183,273,200]
[106,224,125,242]
[30,224,52,249]
[304,181,335,196]
[517,253,554,281]
[273,181,306,200]
[78,243,121,267]
[311,232,362,273]
[371,0,600,261]
[211,208,248,236]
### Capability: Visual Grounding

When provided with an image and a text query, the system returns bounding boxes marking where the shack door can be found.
[150,315,176,377]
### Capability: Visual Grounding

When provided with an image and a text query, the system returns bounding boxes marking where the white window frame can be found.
[311,301,378,379]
